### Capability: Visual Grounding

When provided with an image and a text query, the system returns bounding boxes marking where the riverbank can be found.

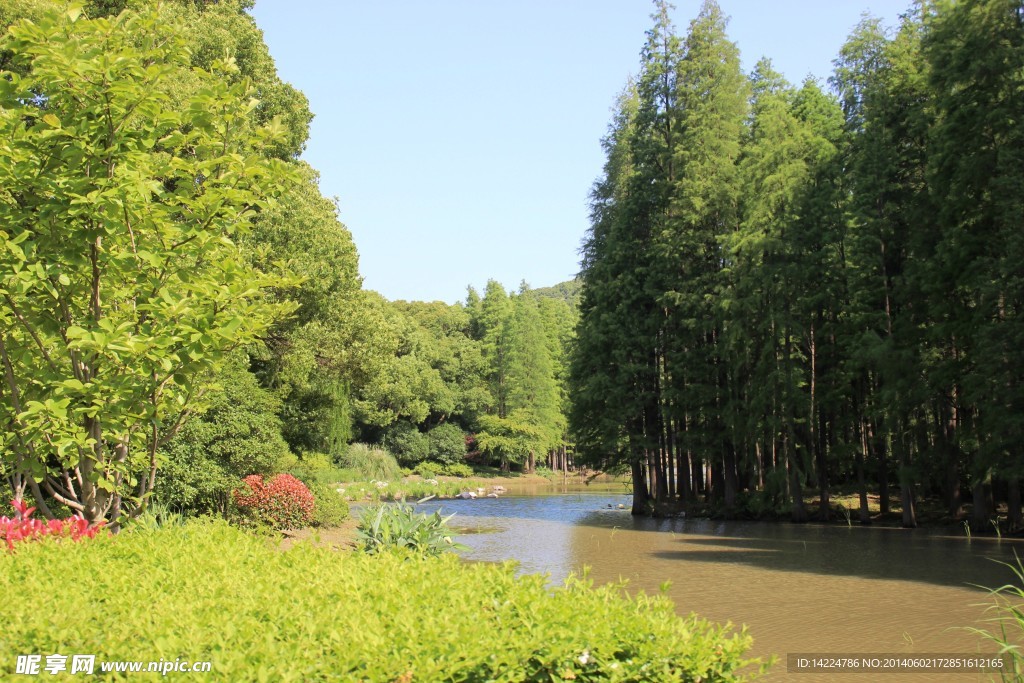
[679,488,1024,535]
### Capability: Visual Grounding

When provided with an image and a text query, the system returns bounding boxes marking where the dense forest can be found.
[1,0,1021,536]
[570,0,1023,529]
[0,0,577,525]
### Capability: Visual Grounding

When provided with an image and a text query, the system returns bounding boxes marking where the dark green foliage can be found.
[384,420,430,466]
[158,356,288,514]
[572,0,1023,525]
[426,422,467,464]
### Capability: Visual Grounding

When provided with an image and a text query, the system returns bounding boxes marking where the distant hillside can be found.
[531,279,581,310]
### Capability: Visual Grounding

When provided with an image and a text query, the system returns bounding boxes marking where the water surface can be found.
[418,488,1023,682]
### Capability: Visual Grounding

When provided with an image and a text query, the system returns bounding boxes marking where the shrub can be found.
[1,499,106,551]
[426,423,467,464]
[414,461,437,479]
[339,443,401,481]
[158,355,287,515]
[383,421,429,466]
[232,474,315,530]
[309,482,349,528]
[0,520,762,680]
[438,462,474,478]
[356,503,466,557]
[127,502,186,533]
[286,452,353,487]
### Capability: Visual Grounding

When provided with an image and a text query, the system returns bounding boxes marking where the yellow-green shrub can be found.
[308,482,349,527]
[0,520,763,681]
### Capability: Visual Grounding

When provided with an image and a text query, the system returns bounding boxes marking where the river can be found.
[416,486,1024,682]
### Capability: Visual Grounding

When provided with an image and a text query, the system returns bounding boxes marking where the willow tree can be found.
[0,7,294,525]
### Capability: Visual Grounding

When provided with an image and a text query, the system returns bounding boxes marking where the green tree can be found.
[504,288,564,471]
[926,0,1024,529]
[0,7,294,525]
[573,0,748,514]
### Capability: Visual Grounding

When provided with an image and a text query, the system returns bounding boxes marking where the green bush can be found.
[438,462,474,478]
[286,452,353,487]
[158,355,289,515]
[309,482,349,527]
[383,420,429,466]
[127,502,187,533]
[413,461,437,479]
[426,422,467,464]
[0,521,761,680]
[339,443,401,481]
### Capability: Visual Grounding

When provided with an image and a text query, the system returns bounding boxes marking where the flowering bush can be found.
[232,474,315,529]
[1,499,106,552]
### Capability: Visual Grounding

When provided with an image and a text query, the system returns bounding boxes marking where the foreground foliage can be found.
[969,557,1024,681]
[1,499,105,551]
[0,520,761,681]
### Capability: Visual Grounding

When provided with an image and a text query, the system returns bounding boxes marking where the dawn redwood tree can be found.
[926,0,1024,530]
[0,7,295,526]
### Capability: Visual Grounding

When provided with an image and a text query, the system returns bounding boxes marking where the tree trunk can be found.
[1007,478,1022,531]
[971,474,992,532]
[856,420,871,525]
[874,421,890,515]
[788,435,808,523]
[723,445,738,510]
[631,459,649,515]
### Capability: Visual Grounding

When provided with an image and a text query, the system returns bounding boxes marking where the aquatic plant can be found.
[356,502,467,557]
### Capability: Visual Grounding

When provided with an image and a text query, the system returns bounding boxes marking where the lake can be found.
[416,486,1023,682]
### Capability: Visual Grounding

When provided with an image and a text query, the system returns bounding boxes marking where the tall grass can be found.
[339,443,401,481]
[967,555,1024,681]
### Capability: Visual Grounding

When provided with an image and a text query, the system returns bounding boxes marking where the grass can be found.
[336,477,488,502]
[966,555,1024,681]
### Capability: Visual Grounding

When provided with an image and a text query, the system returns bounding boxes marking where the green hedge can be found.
[0,521,763,681]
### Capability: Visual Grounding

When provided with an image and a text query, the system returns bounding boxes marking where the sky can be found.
[248,1,909,305]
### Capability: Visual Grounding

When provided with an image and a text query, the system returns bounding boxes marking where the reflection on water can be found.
[419,489,1023,682]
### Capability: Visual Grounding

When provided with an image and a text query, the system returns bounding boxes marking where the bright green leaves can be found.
[0,6,296,523]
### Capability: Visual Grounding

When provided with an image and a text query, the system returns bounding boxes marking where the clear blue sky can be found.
[249,1,908,304]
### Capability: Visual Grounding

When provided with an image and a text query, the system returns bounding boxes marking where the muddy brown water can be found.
[416,486,1023,682]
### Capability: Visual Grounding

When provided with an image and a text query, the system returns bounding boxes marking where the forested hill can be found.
[530,279,582,311]
[569,0,1024,528]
